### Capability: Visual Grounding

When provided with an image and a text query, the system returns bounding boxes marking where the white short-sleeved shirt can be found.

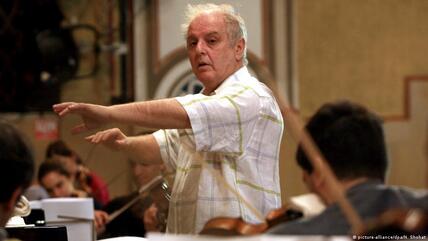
[153,66,284,234]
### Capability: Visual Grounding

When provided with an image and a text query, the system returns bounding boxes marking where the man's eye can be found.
[208,39,217,44]
[188,41,197,47]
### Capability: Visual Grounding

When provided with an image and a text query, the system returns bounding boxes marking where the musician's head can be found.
[38,161,75,198]
[296,100,388,195]
[46,140,82,179]
[130,160,164,187]
[0,121,34,226]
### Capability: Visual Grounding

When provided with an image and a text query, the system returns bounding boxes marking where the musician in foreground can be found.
[37,161,109,235]
[0,122,34,240]
[268,100,428,235]
[53,3,283,234]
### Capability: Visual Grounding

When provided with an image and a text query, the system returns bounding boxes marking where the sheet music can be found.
[30,198,94,241]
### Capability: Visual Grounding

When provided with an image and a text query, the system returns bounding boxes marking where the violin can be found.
[105,175,171,229]
[199,192,326,236]
[143,175,171,232]
[76,165,93,195]
[199,205,303,236]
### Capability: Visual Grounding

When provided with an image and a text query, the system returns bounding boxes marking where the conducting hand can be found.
[53,102,111,134]
[85,128,128,151]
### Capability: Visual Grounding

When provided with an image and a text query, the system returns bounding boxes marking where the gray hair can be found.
[181,3,248,65]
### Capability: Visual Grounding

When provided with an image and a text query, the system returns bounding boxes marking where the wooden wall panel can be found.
[295,0,428,118]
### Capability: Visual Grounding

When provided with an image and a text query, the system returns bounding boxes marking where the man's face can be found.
[41,171,74,198]
[186,12,244,93]
[302,170,329,205]
[302,171,316,193]
[131,162,161,187]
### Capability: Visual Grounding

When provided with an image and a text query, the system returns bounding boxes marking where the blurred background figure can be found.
[0,121,34,239]
[98,160,170,239]
[37,161,109,235]
[38,161,88,200]
[45,140,110,207]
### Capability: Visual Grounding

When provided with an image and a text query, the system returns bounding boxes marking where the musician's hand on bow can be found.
[94,210,109,235]
[53,102,111,134]
[144,203,160,232]
[85,128,128,151]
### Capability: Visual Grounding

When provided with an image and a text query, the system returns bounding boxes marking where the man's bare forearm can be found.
[124,134,163,165]
[109,99,191,129]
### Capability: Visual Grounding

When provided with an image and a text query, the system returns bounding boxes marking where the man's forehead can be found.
[188,13,224,30]
[187,30,221,39]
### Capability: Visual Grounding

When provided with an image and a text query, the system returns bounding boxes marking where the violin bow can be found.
[106,175,164,223]
[258,66,364,233]
[83,144,97,166]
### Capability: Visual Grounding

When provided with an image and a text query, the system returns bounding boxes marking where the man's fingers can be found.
[85,129,127,151]
[53,102,76,116]
[116,139,126,145]
[94,132,104,143]
[85,135,95,141]
[52,102,72,112]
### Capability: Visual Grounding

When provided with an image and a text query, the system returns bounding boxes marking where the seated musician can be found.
[37,161,109,235]
[268,100,428,235]
[45,140,110,207]
[0,122,34,240]
[98,161,167,239]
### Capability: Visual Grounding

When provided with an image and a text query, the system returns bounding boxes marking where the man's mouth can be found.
[198,62,209,68]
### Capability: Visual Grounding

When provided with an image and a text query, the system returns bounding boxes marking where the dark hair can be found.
[296,100,388,181]
[0,121,34,202]
[38,161,71,184]
[45,140,82,164]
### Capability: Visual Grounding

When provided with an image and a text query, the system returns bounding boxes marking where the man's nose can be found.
[196,41,207,54]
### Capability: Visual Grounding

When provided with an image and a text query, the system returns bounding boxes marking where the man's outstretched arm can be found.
[53,98,190,134]
[86,128,163,165]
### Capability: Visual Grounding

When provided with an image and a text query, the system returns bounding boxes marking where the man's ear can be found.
[4,188,22,212]
[310,170,326,190]
[234,38,245,62]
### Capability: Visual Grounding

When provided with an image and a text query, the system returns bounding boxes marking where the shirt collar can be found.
[200,66,249,96]
[346,179,383,195]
